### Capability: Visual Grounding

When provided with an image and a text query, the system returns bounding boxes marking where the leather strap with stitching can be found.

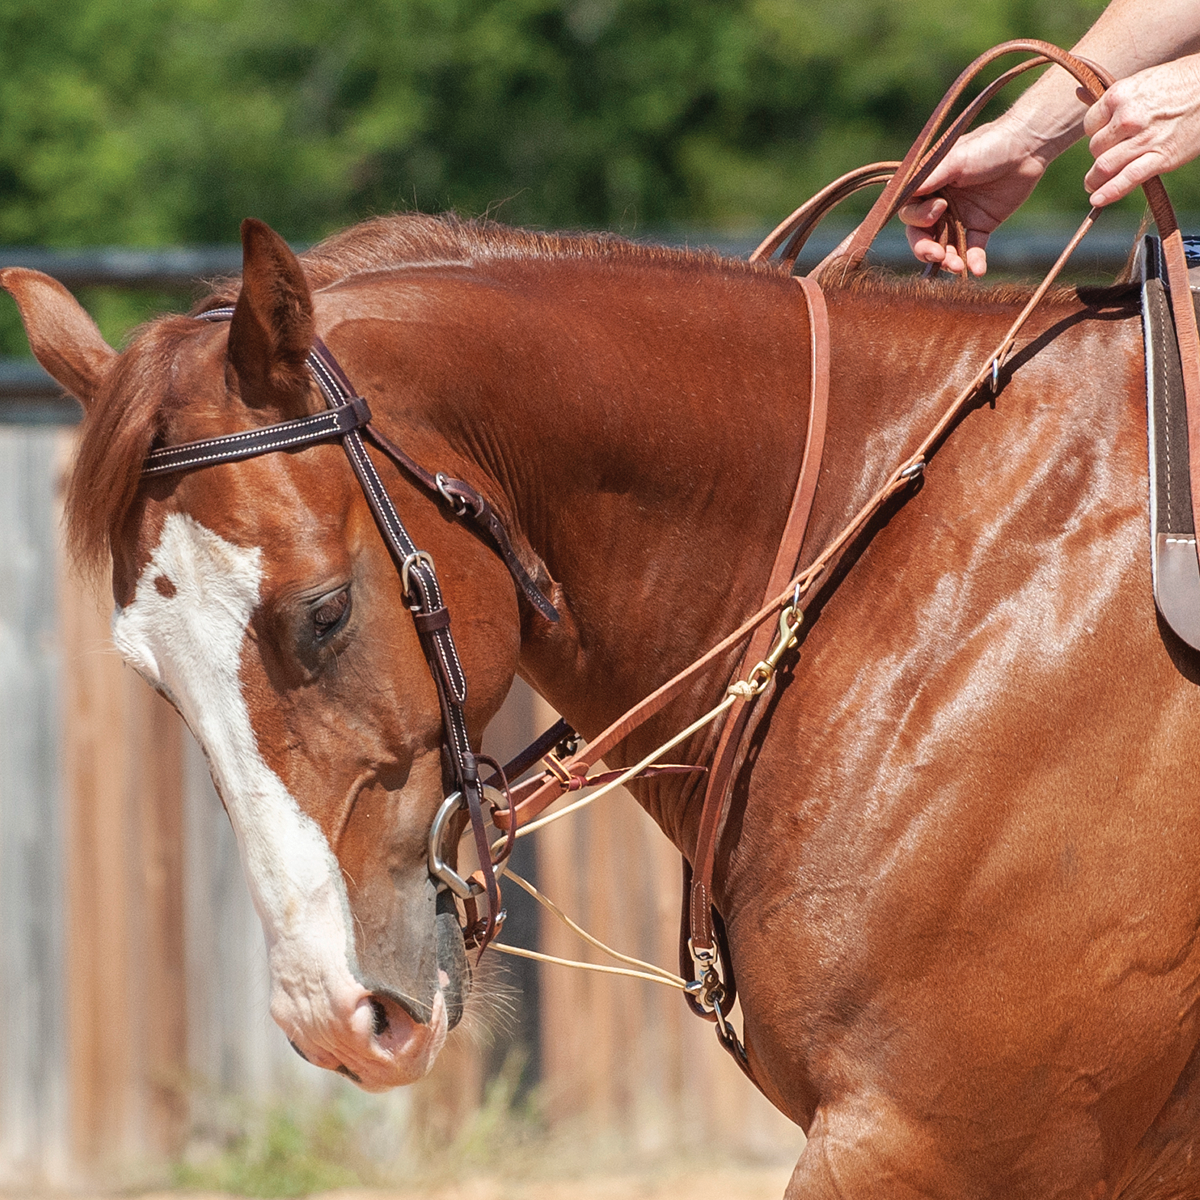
[686,275,830,989]
[143,396,373,476]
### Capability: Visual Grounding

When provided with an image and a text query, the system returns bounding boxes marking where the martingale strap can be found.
[143,305,560,951]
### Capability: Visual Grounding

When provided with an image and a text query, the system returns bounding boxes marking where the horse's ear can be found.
[227,218,315,408]
[0,268,116,411]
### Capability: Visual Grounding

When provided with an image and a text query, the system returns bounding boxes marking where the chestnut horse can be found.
[5,213,1200,1199]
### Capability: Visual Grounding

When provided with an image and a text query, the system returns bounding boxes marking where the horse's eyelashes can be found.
[311,586,352,641]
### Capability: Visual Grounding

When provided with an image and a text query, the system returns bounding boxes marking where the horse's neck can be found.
[499,272,1066,828]
[473,259,824,749]
[361,261,1100,849]
[513,278,1032,718]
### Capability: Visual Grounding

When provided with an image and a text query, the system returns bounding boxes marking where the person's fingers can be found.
[940,243,967,275]
[905,228,990,275]
[903,202,991,274]
[905,224,948,265]
[897,195,947,229]
[1084,135,1145,192]
[1082,90,1115,140]
[1086,105,1148,163]
[964,229,989,277]
[1088,151,1167,206]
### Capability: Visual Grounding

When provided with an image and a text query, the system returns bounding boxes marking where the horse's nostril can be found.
[369,996,389,1037]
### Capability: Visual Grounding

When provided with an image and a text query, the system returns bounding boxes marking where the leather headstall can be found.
[141,305,560,954]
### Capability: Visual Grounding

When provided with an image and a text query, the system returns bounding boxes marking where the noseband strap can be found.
[140,304,550,951]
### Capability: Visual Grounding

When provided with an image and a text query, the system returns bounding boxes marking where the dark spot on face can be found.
[154,574,177,598]
[335,1064,362,1083]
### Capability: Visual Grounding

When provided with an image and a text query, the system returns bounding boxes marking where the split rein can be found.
[476,38,1200,1076]
[135,38,1200,1083]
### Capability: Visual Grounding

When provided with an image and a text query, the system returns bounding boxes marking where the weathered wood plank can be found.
[60,555,189,1166]
[532,695,804,1158]
[0,428,69,1183]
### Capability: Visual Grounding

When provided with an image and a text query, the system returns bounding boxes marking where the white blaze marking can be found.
[111,512,364,1044]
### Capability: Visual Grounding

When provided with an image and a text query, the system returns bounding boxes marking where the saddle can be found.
[1136,234,1200,650]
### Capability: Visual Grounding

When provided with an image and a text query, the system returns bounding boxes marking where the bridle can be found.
[142,305,560,952]
[137,38,1200,1083]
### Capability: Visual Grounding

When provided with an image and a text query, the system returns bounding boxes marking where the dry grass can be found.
[59,1167,794,1200]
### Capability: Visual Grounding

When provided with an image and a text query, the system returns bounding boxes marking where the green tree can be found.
[1,0,1125,251]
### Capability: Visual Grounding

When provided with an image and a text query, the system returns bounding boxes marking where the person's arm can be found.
[901,0,1200,275]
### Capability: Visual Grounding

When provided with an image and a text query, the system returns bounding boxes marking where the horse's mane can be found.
[824,262,1140,310]
[64,211,1137,580]
[198,212,769,309]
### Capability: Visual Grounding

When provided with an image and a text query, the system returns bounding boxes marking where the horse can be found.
[5,210,1200,1200]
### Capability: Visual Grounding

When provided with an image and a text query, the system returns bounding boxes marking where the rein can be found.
[479,39,1200,1079]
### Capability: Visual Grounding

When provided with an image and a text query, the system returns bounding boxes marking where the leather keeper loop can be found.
[412,606,452,634]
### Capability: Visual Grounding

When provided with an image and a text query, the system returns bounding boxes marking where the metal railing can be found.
[0,223,1143,423]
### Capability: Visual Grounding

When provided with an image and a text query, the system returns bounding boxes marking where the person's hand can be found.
[898,121,1050,276]
[1084,53,1200,205]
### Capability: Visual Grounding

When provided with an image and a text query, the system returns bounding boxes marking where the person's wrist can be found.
[998,75,1089,166]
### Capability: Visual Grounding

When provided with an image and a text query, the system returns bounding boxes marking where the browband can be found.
[144,395,372,476]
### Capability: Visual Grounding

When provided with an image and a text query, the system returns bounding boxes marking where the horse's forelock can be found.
[66,316,199,580]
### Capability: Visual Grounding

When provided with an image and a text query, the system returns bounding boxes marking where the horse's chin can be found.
[435,890,471,1030]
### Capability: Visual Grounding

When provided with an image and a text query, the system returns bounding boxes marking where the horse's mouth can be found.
[359,890,472,1036]
[435,889,470,1029]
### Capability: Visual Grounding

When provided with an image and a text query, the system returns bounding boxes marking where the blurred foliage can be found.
[0,0,1131,253]
[174,1096,366,1197]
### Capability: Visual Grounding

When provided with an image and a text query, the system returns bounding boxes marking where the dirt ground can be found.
[53,1167,794,1200]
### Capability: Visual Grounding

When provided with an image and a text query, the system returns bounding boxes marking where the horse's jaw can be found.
[111,509,454,1090]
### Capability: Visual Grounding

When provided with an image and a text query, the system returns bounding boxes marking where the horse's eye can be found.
[311,586,351,641]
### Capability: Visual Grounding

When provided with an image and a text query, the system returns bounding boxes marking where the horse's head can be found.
[1,221,525,1090]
